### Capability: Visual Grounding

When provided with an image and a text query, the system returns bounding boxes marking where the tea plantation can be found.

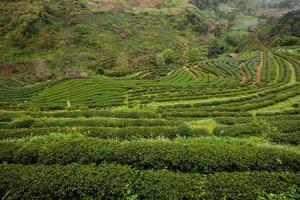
[0,46,299,199]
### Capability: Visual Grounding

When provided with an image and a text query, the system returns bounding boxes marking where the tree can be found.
[272,35,300,47]
[184,48,202,63]
[96,67,104,75]
[156,54,166,67]
[162,49,177,64]
[225,33,240,47]
[208,42,224,58]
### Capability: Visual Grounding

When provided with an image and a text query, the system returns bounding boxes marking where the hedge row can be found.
[158,84,298,111]
[270,120,300,133]
[0,126,209,140]
[268,132,300,145]
[1,137,299,173]
[256,108,300,116]
[1,164,299,200]
[0,110,159,121]
[213,120,300,137]
[161,111,252,118]
[215,115,300,125]
[214,117,252,125]
[158,85,300,113]
[213,123,262,137]
[0,117,177,129]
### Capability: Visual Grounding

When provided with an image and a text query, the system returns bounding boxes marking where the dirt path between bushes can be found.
[254,52,263,84]
[239,62,248,84]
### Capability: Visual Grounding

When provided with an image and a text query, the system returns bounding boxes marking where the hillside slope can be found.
[241,9,300,49]
[0,0,229,80]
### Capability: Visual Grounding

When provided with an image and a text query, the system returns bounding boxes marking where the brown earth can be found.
[254,53,263,84]
[260,9,287,19]
[1,67,12,76]
[101,2,125,11]
[137,0,160,8]
[239,62,248,84]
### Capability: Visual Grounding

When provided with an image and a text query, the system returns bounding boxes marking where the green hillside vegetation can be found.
[0,0,300,199]
[240,10,300,49]
[1,44,300,198]
[0,0,270,80]
[0,0,227,80]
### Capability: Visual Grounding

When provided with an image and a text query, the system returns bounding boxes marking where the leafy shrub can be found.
[96,67,105,75]
[214,117,251,125]
[1,136,299,173]
[189,127,209,137]
[272,35,300,47]
[0,164,298,200]
[270,120,300,133]
[0,113,13,122]
[0,125,207,140]
[184,47,202,63]
[257,186,299,200]
[176,123,191,137]
[203,172,300,200]
[79,105,89,111]
[26,105,41,112]
[268,132,300,145]
[162,49,177,64]
[208,43,224,58]
[156,54,166,67]
[12,117,35,129]
[212,119,291,137]
[213,123,262,137]
[21,110,158,119]
[26,118,176,128]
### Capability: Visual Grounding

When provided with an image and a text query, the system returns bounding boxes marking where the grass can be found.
[188,119,218,134]
[255,95,300,113]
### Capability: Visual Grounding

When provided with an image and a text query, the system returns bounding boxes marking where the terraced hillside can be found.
[0,46,299,199]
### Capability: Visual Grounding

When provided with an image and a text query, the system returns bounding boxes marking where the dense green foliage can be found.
[0,0,300,199]
[242,10,300,49]
[271,10,300,38]
[1,135,299,172]
[1,164,299,200]
[0,0,224,79]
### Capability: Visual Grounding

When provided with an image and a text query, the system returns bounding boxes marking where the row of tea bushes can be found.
[0,126,209,140]
[0,110,159,122]
[0,164,299,200]
[1,136,299,173]
[268,132,300,145]
[213,120,300,137]
[214,114,300,125]
[0,117,177,129]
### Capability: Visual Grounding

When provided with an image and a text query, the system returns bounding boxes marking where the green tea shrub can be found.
[176,123,191,137]
[0,126,183,140]
[1,137,299,173]
[12,117,35,129]
[203,172,300,200]
[30,118,176,128]
[268,132,300,145]
[0,113,13,122]
[213,123,262,137]
[0,164,298,200]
